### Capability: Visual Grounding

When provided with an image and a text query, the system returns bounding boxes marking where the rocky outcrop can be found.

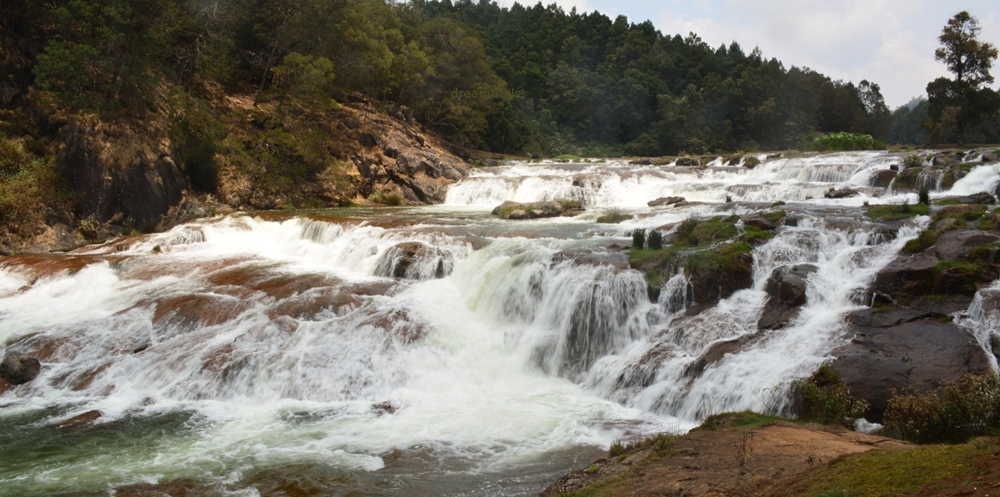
[757,264,817,330]
[830,307,992,422]
[344,104,468,204]
[1,354,41,385]
[58,119,186,232]
[491,200,583,219]
[647,196,685,207]
[825,188,860,199]
[869,230,1000,303]
[870,169,897,188]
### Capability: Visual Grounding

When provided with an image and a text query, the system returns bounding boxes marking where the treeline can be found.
[1,0,997,158]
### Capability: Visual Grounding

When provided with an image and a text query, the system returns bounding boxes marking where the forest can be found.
[4,0,997,159]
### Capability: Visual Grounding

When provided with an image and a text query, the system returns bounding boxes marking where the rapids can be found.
[1,152,998,496]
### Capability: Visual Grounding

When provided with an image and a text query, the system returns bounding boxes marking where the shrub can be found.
[902,229,938,254]
[902,153,923,168]
[809,132,886,152]
[883,372,1000,444]
[631,228,646,250]
[368,190,403,206]
[791,366,869,426]
[918,187,930,205]
[648,229,663,250]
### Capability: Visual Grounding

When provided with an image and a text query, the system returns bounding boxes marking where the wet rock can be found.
[870,169,897,188]
[830,308,992,422]
[685,251,753,305]
[374,242,449,280]
[984,152,999,162]
[675,157,700,167]
[932,230,1000,261]
[629,158,652,165]
[647,196,686,207]
[936,191,996,205]
[868,252,940,303]
[931,152,961,166]
[56,409,103,428]
[0,354,41,385]
[824,188,860,199]
[757,264,817,330]
[491,200,580,219]
[685,333,763,377]
[742,216,778,231]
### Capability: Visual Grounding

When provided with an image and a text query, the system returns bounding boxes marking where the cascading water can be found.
[2,152,999,496]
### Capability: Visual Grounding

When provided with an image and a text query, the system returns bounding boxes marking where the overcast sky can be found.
[515,0,999,109]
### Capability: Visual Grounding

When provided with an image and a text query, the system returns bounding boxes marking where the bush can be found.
[902,153,923,168]
[648,229,663,250]
[902,229,938,254]
[632,228,646,250]
[918,187,930,205]
[791,366,869,426]
[810,132,886,152]
[884,372,1000,444]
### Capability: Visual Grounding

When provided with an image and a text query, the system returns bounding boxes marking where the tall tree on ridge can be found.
[926,11,1000,144]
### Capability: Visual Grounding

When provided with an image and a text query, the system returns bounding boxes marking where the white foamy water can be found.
[2,151,997,496]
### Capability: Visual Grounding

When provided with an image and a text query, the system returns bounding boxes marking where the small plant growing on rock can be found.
[902,153,923,168]
[632,228,646,250]
[647,230,663,250]
[918,187,930,205]
[791,366,868,427]
[78,216,100,240]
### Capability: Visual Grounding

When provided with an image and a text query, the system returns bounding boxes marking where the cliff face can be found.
[58,118,186,232]
[0,86,470,254]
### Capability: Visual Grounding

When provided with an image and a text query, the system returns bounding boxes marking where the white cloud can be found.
[655,0,967,107]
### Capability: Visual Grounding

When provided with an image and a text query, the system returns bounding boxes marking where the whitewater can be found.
[1,151,998,496]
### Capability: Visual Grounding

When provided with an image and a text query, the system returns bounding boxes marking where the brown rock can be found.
[870,169,897,188]
[0,354,41,385]
[57,410,103,428]
[647,196,686,207]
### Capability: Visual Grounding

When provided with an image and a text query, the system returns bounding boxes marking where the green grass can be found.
[902,229,938,254]
[692,411,791,431]
[789,443,996,497]
[865,202,929,220]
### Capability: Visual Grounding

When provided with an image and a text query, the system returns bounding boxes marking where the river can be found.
[1,152,998,496]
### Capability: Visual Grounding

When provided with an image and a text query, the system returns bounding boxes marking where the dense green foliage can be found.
[884,372,1000,444]
[791,366,869,427]
[809,132,885,152]
[4,0,926,159]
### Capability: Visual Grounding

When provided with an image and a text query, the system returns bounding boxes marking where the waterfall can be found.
[2,150,996,496]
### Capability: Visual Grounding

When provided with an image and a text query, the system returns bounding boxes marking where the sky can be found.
[506,0,1000,109]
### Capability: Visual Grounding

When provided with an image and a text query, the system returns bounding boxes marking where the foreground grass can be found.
[787,441,999,497]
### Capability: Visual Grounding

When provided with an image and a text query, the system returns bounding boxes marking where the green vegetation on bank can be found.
[809,132,886,152]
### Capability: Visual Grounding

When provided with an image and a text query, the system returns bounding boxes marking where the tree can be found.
[927,11,1000,144]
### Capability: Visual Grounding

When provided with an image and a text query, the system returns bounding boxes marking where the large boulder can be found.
[825,188,860,199]
[870,169,897,188]
[757,264,817,330]
[829,308,992,422]
[0,354,41,385]
[491,200,582,219]
[374,242,450,280]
